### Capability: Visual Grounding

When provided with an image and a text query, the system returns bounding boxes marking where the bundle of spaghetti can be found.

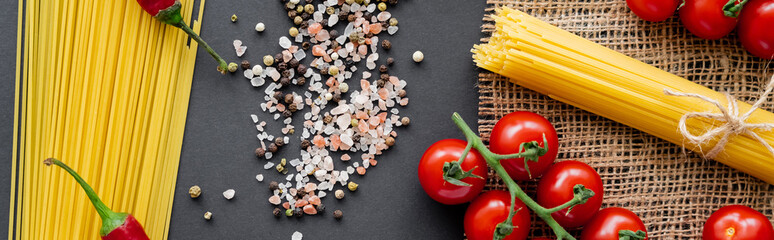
[9,0,207,239]
[473,7,774,184]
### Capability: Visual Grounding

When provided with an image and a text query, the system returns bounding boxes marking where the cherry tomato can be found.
[536,160,604,228]
[626,0,680,22]
[418,139,487,205]
[464,191,531,240]
[679,0,739,40]
[737,0,774,59]
[703,205,774,240]
[581,207,648,240]
[489,112,558,181]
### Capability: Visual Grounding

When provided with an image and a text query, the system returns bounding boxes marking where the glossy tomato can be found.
[536,160,604,228]
[626,0,680,22]
[679,0,739,40]
[581,207,648,240]
[737,0,774,59]
[489,112,558,181]
[465,191,531,240]
[703,205,774,240]
[418,139,487,205]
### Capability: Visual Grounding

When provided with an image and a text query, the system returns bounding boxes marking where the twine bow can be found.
[663,75,774,159]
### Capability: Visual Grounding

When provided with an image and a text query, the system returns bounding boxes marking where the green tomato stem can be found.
[450,112,577,240]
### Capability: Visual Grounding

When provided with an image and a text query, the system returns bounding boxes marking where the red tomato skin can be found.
[737,0,774,59]
[703,205,774,240]
[536,160,604,228]
[580,207,648,240]
[489,112,559,181]
[626,0,680,22]
[464,191,531,240]
[679,0,738,40]
[418,139,488,205]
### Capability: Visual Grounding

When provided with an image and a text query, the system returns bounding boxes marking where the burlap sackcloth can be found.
[477,1,774,239]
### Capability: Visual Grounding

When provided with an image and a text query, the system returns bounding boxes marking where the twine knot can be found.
[663,76,774,159]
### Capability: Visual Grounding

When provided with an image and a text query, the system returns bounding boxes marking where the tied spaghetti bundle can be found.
[9,0,206,239]
[473,8,774,184]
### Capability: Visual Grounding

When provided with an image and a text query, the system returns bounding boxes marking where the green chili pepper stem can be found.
[44,158,128,236]
[450,112,589,240]
[176,21,228,74]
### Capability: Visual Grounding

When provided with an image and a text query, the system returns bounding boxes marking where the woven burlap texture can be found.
[478,1,774,239]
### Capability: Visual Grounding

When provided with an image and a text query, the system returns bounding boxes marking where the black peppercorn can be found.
[297,64,307,73]
[269,181,279,191]
[388,0,397,4]
[241,60,251,69]
[268,143,278,153]
[380,73,389,81]
[288,103,298,112]
[294,208,303,217]
[379,65,388,73]
[302,42,311,50]
[323,115,333,124]
[280,77,291,87]
[288,10,298,19]
[299,21,309,29]
[282,70,291,78]
[273,208,282,217]
[301,12,311,20]
[365,32,373,38]
[331,41,339,49]
[275,53,284,63]
[377,79,386,88]
[347,14,356,22]
[381,40,391,50]
[387,57,394,65]
[305,0,313,3]
[321,19,328,27]
[363,13,373,20]
[297,187,306,198]
[301,139,311,149]
[296,77,306,86]
[255,147,266,157]
[332,93,341,102]
[381,22,389,28]
[330,30,339,38]
[274,91,283,100]
[289,59,299,68]
[282,110,292,118]
[338,11,348,21]
[316,204,325,213]
[274,137,285,147]
[352,134,361,143]
[284,94,294,104]
[321,67,329,76]
[278,62,288,72]
[333,210,343,219]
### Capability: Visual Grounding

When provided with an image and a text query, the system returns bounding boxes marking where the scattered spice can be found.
[387,57,394,65]
[412,51,424,62]
[333,210,343,219]
[289,27,299,37]
[385,136,395,146]
[379,65,388,73]
[335,189,345,199]
[273,208,282,217]
[294,208,303,217]
[275,137,285,147]
[241,60,250,69]
[378,2,387,11]
[227,62,238,72]
[189,185,201,198]
[255,22,265,32]
[263,55,274,66]
[316,204,325,213]
[389,17,398,26]
[204,211,212,220]
[269,181,279,191]
[401,116,410,126]
[397,89,406,98]
[301,139,311,149]
[381,40,391,50]
[267,143,278,153]
[347,181,359,191]
[230,14,237,22]
[285,209,294,217]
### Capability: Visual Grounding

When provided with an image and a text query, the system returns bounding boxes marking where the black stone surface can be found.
[0,0,486,239]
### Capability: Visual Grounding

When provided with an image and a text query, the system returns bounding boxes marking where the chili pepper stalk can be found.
[44,158,150,240]
[136,0,228,74]
[448,113,595,240]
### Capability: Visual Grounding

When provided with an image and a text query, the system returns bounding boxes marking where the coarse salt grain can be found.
[223,189,235,200]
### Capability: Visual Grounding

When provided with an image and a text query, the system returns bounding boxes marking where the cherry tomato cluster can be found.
[626,0,774,59]
[418,112,648,240]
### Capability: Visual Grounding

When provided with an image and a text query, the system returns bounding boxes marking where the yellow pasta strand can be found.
[10,0,207,239]
[473,7,774,184]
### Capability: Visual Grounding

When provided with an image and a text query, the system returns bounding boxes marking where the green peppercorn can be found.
[351,119,359,127]
[304,4,314,14]
[296,5,304,13]
[285,209,294,217]
[227,62,238,73]
[389,18,398,26]
[289,27,299,37]
[294,16,303,25]
[347,181,358,191]
[263,55,275,66]
[378,2,387,11]
[326,6,336,15]
[230,14,238,22]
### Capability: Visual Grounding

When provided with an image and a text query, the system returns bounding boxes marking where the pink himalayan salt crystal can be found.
[312,45,326,56]
[308,195,321,205]
[369,24,382,34]
[358,119,369,132]
[377,112,388,122]
[391,131,398,137]
[323,53,332,62]
[303,205,318,215]
[283,202,291,209]
[295,200,309,208]
[362,22,370,33]
[326,77,337,88]
[313,135,326,148]
[330,134,341,150]
[266,101,274,108]
[289,45,298,53]
[354,17,364,27]
[276,103,286,112]
[400,98,409,106]
[368,116,380,127]
[315,30,330,42]
[389,76,400,86]
[356,111,369,119]
[356,167,366,175]
[376,126,383,136]
[378,88,389,100]
[283,50,293,62]
[269,195,281,205]
[341,154,351,161]
[370,159,378,166]
[358,45,368,55]
[360,80,370,91]
[308,23,322,34]
[305,182,318,192]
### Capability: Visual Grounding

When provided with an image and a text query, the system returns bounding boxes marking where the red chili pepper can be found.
[44,158,150,240]
[136,0,228,73]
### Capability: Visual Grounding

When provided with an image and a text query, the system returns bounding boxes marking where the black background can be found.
[0,0,487,239]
